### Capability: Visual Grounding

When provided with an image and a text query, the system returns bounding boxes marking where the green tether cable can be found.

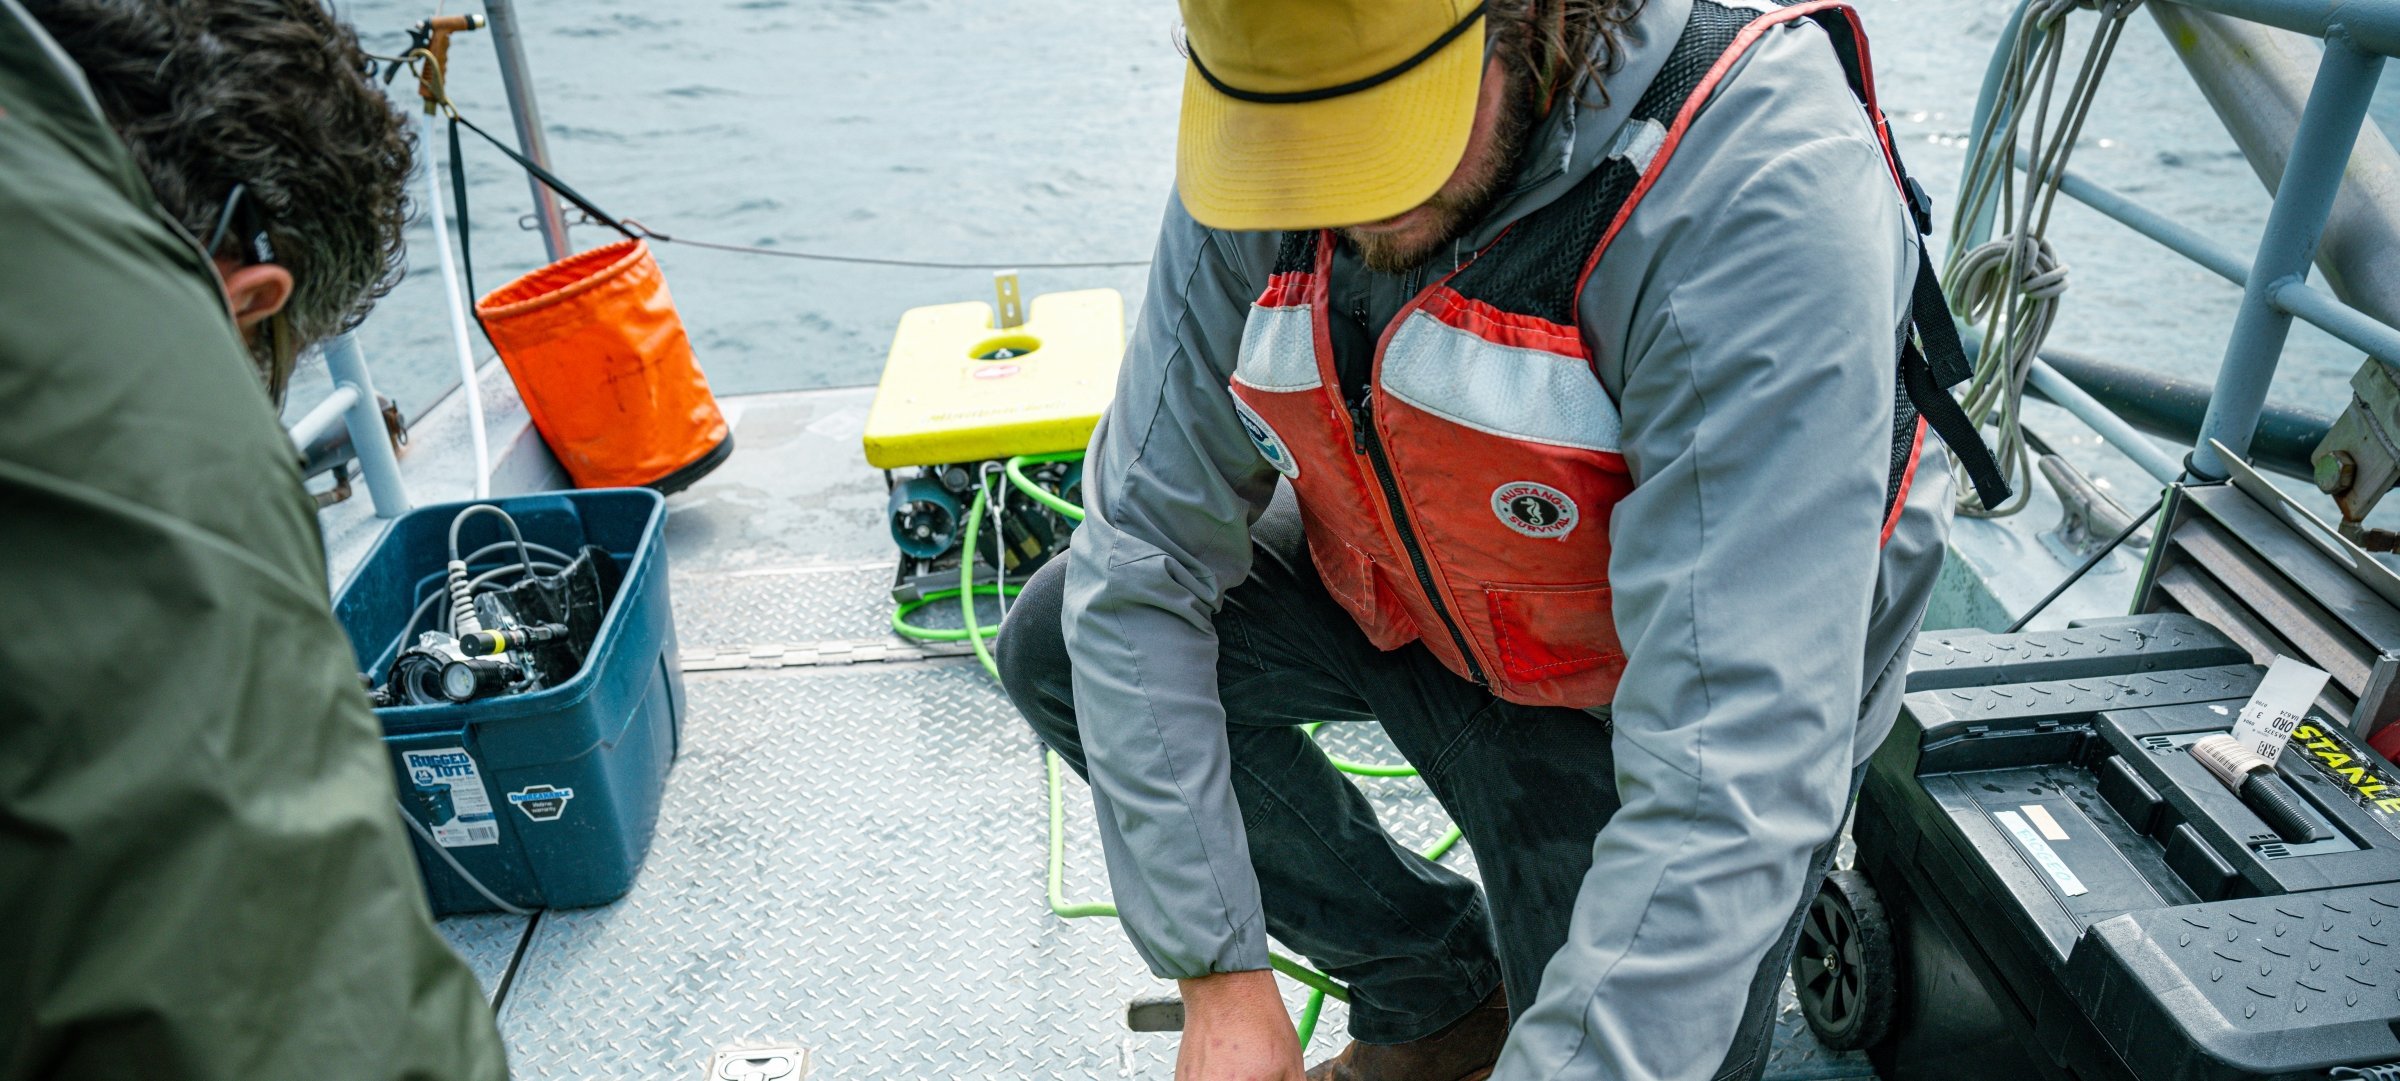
[891,583,1020,641]
[901,453,1466,1050]
[1003,450,1087,522]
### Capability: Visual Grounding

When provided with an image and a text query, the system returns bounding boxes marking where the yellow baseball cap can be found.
[1176,0,1488,232]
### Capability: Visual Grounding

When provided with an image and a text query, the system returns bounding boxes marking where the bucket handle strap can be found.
[441,114,662,333]
[451,114,648,243]
[447,117,490,338]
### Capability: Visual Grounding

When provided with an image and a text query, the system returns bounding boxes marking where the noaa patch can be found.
[1232,395,1300,479]
[1492,482,1579,540]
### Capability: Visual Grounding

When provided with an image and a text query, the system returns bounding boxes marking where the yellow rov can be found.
[863,275,1122,470]
[861,274,1124,597]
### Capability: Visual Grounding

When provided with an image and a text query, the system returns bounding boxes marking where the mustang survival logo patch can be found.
[1492,481,1579,540]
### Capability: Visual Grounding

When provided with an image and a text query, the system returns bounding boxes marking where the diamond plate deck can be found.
[671,563,906,649]
[486,658,1869,1078]
[434,913,529,1001]
[671,560,1015,672]
[496,664,1183,1078]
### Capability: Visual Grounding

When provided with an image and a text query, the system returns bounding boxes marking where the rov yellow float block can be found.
[862,288,1125,469]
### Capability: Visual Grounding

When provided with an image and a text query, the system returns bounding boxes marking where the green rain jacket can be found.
[0,6,509,1078]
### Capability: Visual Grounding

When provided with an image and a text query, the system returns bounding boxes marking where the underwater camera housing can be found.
[371,505,622,708]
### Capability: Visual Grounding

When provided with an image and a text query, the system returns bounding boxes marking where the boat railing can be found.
[1962,0,2396,487]
[286,0,561,520]
[287,331,412,518]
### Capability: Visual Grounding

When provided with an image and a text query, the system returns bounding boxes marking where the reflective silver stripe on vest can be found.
[1381,310,1624,454]
[1232,304,1322,392]
[1607,117,1670,173]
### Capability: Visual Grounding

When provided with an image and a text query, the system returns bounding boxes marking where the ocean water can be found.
[315,0,2400,500]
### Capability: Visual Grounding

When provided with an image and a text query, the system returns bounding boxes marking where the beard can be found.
[1340,80,1541,274]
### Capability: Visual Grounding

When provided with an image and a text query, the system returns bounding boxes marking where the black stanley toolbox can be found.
[1832,622,2400,1081]
[1814,463,2400,1081]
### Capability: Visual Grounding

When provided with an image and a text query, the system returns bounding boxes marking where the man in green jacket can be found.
[0,1,507,1077]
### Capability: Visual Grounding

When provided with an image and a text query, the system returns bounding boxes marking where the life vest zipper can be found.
[1350,391,1487,686]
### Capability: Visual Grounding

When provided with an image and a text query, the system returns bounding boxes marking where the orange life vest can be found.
[1228,0,1999,709]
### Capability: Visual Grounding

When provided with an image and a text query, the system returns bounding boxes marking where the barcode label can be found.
[2232,656,2330,765]
[429,815,501,849]
[401,745,502,848]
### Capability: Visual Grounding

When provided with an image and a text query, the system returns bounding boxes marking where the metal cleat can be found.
[707,1044,809,1081]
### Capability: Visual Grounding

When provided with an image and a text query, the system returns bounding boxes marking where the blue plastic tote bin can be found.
[333,488,684,914]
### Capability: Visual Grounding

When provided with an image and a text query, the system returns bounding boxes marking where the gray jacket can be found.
[1061,1,1954,1076]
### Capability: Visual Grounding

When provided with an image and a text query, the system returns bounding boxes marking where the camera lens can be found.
[440,661,482,702]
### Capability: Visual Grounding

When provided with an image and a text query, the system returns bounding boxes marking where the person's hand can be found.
[1176,970,1305,1081]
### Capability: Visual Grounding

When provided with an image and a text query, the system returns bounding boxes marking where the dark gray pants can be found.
[997,498,1846,1077]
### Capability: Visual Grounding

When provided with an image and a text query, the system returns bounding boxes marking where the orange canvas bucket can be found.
[475,238,732,492]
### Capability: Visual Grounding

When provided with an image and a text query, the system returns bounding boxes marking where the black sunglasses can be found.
[205,182,298,406]
[205,182,277,265]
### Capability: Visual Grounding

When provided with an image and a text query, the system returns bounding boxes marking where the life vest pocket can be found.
[1483,581,1625,683]
[1309,535,1419,652]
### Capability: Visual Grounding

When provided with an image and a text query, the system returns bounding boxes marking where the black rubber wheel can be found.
[1792,868,1895,1052]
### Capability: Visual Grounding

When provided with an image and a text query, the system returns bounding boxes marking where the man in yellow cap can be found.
[999,0,2004,1078]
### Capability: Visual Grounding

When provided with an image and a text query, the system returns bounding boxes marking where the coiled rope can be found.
[1943,0,2140,517]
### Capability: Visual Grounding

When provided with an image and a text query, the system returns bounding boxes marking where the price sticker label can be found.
[2231,656,2332,766]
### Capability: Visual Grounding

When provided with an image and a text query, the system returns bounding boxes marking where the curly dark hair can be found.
[26,0,414,353]
[1489,0,1648,107]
